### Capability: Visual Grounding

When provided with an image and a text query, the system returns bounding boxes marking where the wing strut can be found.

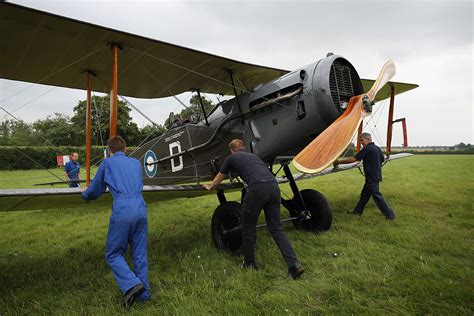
[85,71,93,186]
[228,70,244,124]
[196,89,210,126]
[386,85,395,158]
[109,44,119,137]
[356,121,363,152]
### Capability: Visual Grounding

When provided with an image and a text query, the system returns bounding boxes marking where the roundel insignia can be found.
[144,150,158,178]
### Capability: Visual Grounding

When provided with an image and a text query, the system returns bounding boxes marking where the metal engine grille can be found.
[329,62,360,113]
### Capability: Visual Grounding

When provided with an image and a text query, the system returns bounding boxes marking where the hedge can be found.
[391,149,474,155]
[0,146,471,171]
[0,146,136,170]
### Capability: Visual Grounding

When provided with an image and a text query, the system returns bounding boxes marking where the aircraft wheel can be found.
[291,189,332,232]
[211,201,242,254]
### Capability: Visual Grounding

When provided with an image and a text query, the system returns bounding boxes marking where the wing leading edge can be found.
[0,183,243,212]
[360,79,418,102]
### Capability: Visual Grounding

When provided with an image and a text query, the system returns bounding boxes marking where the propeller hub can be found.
[362,95,374,113]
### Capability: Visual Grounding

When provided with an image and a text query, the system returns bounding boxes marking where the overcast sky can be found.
[1,0,472,146]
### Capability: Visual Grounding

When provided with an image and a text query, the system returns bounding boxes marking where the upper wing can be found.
[0,2,288,98]
[360,79,418,102]
[1,3,418,100]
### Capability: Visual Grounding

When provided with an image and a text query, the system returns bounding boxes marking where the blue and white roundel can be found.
[144,150,158,178]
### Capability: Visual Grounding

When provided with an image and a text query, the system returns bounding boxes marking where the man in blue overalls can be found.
[64,152,81,187]
[81,136,150,308]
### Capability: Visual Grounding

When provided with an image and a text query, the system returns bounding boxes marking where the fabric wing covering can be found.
[360,79,417,102]
[0,2,288,98]
[1,2,417,101]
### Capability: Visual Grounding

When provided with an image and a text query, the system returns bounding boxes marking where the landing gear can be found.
[280,164,332,232]
[210,161,332,253]
[211,201,242,254]
[290,189,332,232]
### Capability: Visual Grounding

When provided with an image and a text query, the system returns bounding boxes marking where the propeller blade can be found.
[293,61,396,174]
[366,60,396,100]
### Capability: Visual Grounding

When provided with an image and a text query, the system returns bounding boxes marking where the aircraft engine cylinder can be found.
[312,56,364,123]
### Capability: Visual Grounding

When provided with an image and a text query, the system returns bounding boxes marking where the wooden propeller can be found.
[293,60,396,173]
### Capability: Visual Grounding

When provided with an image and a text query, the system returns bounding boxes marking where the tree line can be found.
[0,94,214,147]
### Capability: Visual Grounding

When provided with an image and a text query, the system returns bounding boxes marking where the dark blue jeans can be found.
[354,182,395,219]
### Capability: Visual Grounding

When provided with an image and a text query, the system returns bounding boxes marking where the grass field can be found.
[0,155,473,314]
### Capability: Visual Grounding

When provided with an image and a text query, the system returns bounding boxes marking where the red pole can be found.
[402,118,408,147]
[386,85,395,158]
[392,118,408,148]
[86,72,92,186]
[109,44,118,138]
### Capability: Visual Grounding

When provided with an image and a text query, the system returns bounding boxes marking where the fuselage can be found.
[133,54,364,184]
[204,54,364,163]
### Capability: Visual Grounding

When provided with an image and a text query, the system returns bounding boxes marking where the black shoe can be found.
[122,283,145,309]
[288,262,305,279]
[241,260,258,270]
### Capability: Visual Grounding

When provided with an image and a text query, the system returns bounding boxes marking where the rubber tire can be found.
[291,189,332,232]
[211,201,242,254]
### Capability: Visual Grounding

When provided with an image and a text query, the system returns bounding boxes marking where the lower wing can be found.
[0,153,411,212]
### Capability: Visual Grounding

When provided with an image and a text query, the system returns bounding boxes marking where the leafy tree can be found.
[0,95,168,147]
[165,94,214,127]
[138,124,167,144]
[454,142,468,149]
[0,119,36,146]
[71,95,141,146]
[0,120,10,145]
[32,113,79,146]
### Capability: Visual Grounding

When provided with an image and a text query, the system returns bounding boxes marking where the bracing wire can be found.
[0,47,105,104]
[92,74,170,158]
[0,86,58,120]
[127,46,299,113]
[91,91,106,147]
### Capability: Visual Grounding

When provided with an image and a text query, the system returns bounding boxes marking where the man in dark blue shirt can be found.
[203,139,304,279]
[64,152,81,188]
[81,136,150,308]
[334,133,395,220]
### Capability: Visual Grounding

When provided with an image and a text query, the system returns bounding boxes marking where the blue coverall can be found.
[64,160,80,188]
[81,151,150,300]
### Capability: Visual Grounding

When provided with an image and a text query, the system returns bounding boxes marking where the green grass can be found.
[0,167,98,188]
[0,155,473,314]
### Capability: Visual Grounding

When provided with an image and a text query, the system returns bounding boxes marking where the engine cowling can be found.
[311,54,364,125]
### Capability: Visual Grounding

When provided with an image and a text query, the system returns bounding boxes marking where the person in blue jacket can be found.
[64,152,81,187]
[334,132,396,220]
[81,136,150,308]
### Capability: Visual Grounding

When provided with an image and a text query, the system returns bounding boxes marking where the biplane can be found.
[0,2,417,253]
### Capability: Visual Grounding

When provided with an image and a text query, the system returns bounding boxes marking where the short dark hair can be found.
[361,132,372,141]
[229,139,245,151]
[108,135,126,153]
